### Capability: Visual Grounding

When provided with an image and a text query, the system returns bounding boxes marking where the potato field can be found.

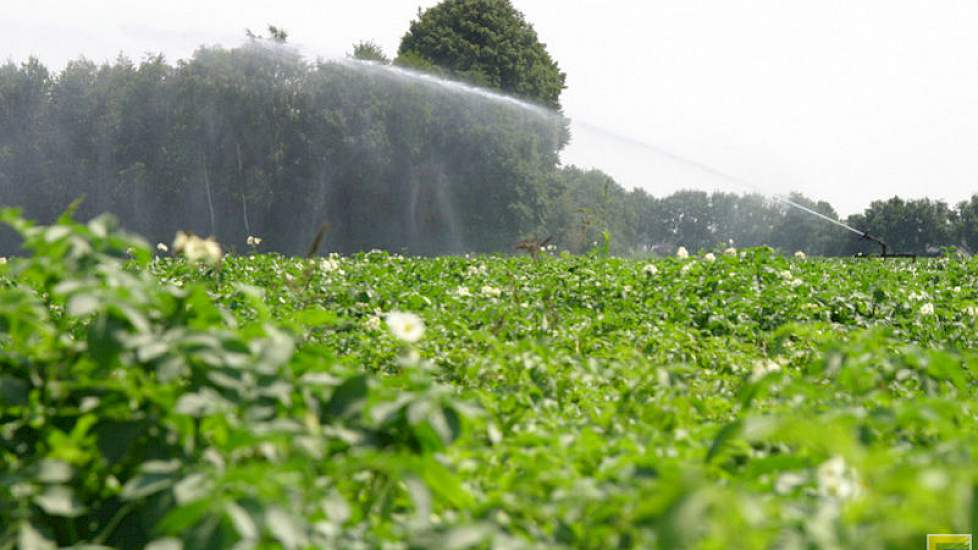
[2,212,977,549]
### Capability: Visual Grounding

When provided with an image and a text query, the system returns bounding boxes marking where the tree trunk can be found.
[200,152,216,236]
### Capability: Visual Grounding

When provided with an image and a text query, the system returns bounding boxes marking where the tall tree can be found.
[658,190,715,251]
[955,195,978,253]
[397,0,567,109]
[852,197,957,255]
[351,41,390,64]
[770,192,848,255]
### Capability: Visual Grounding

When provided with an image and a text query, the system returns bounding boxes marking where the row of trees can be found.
[0,0,972,257]
[0,39,566,255]
[542,168,976,256]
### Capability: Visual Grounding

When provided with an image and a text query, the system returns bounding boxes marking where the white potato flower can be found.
[172,231,189,253]
[724,247,737,256]
[908,291,929,302]
[751,359,782,381]
[455,286,472,297]
[703,253,716,263]
[778,269,803,288]
[774,472,807,495]
[156,242,169,253]
[397,348,421,367]
[816,456,861,501]
[676,246,689,259]
[794,250,807,260]
[385,311,425,343]
[173,231,222,265]
[197,239,222,264]
[481,285,502,298]
[643,264,658,276]
[918,469,949,490]
[246,235,262,247]
[364,315,382,331]
[320,258,341,273]
[920,302,935,316]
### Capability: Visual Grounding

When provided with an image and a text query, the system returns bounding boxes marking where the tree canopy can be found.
[397,0,566,109]
[0,22,970,257]
[351,41,390,63]
[0,43,567,255]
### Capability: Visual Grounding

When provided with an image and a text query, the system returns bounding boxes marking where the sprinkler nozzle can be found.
[860,232,889,256]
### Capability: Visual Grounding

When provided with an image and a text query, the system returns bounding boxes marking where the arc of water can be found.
[333,52,866,238]
[570,120,866,236]
[337,58,554,116]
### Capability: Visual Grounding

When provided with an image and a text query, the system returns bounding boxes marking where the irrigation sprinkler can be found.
[856,232,917,260]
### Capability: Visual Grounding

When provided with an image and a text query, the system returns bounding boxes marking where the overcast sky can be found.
[4,0,977,215]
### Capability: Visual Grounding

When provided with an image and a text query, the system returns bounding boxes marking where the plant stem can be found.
[93,502,134,545]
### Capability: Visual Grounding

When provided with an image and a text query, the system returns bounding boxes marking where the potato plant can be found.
[2,211,978,549]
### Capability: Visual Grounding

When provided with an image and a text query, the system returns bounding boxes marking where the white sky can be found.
[3,0,977,216]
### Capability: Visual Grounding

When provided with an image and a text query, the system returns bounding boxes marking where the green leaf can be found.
[293,308,339,327]
[18,522,56,550]
[155,498,213,535]
[94,421,144,465]
[253,325,294,373]
[145,538,183,550]
[0,375,29,407]
[419,459,473,509]
[487,422,502,446]
[705,419,743,464]
[225,501,258,540]
[443,524,494,549]
[174,389,231,417]
[43,225,71,243]
[67,293,100,317]
[405,476,432,524]
[321,491,350,525]
[325,374,368,419]
[36,459,72,484]
[121,461,181,500]
[265,506,307,550]
[33,485,86,517]
[173,472,213,505]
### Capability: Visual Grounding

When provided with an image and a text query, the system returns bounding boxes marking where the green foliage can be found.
[770,192,848,255]
[4,210,978,548]
[397,0,567,109]
[351,41,390,64]
[850,196,958,256]
[955,195,978,254]
[0,47,970,258]
[0,211,475,548]
[246,25,288,43]
[0,45,566,255]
